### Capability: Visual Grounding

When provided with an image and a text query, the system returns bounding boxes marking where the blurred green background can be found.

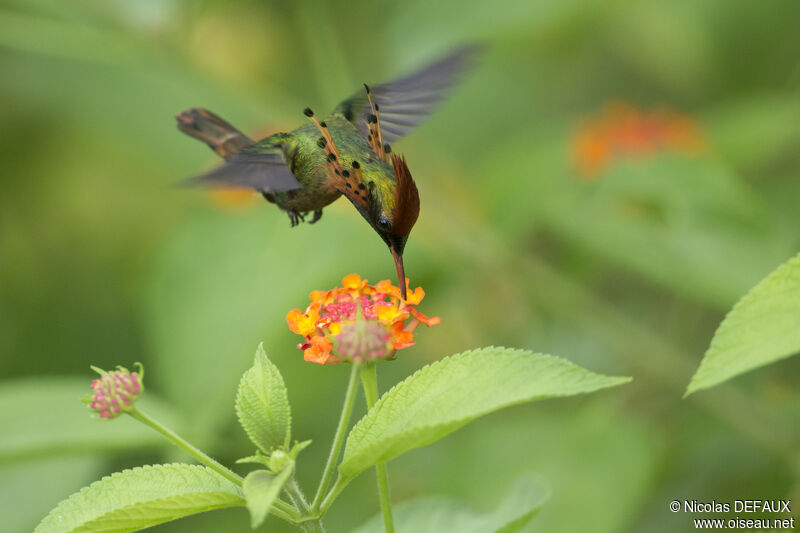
[2,0,800,531]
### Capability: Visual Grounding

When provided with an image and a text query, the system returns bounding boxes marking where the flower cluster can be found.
[87,365,143,419]
[572,102,706,177]
[286,274,440,365]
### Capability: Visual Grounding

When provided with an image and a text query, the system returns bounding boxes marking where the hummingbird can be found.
[176,46,478,299]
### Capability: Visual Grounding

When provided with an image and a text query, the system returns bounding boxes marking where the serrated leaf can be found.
[339,347,631,479]
[242,465,293,528]
[235,344,291,453]
[686,252,800,395]
[236,453,270,467]
[352,475,548,533]
[34,464,244,533]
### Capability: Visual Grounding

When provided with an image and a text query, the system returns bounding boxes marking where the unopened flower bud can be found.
[335,321,392,362]
[87,364,143,420]
[269,450,290,473]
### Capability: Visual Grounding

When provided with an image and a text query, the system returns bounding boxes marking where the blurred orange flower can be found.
[208,189,259,210]
[572,102,706,177]
[286,274,440,365]
[206,124,292,210]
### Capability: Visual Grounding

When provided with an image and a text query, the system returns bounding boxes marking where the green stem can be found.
[285,477,325,533]
[360,364,394,533]
[311,362,361,512]
[319,475,348,515]
[128,407,242,484]
[374,465,393,532]
[127,407,299,522]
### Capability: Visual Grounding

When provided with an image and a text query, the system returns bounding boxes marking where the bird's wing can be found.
[333,45,481,144]
[183,151,302,192]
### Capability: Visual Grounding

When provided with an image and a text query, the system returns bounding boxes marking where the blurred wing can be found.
[334,44,481,143]
[183,152,302,193]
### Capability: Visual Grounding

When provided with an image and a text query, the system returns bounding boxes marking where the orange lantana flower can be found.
[286,274,440,365]
[571,102,706,177]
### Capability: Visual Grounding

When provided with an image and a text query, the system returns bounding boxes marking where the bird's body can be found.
[176,46,478,297]
[253,115,396,216]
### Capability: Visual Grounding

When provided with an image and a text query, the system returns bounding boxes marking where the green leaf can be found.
[235,344,291,453]
[339,347,631,479]
[34,464,245,533]
[236,452,270,467]
[352,475,548,533]
[686,252,800,395]
[242,464,293,528]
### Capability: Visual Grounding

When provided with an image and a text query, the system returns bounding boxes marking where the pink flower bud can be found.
[87,364,143,420]
[335,321,392,363]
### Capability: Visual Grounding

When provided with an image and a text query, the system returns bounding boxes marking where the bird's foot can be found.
[287,210,306,227]
[308,209,323,224]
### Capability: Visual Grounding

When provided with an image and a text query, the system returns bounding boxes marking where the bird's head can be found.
[358,155,419,300]
[301,108,420,300]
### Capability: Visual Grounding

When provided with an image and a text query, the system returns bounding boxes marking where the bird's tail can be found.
[175,108,253,160]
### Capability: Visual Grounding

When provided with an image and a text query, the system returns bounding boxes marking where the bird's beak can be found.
[390,246,407,300]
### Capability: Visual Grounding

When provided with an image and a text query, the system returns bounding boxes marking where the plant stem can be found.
[360,364,394,533]
[285,477,325,532]
[129,407,242,484]
[127,407,299,522]
[311,362,361,513]
[319,475,348,515]
[373,465,393,532]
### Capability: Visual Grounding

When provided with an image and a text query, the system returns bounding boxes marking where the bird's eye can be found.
[377,216,392,232]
